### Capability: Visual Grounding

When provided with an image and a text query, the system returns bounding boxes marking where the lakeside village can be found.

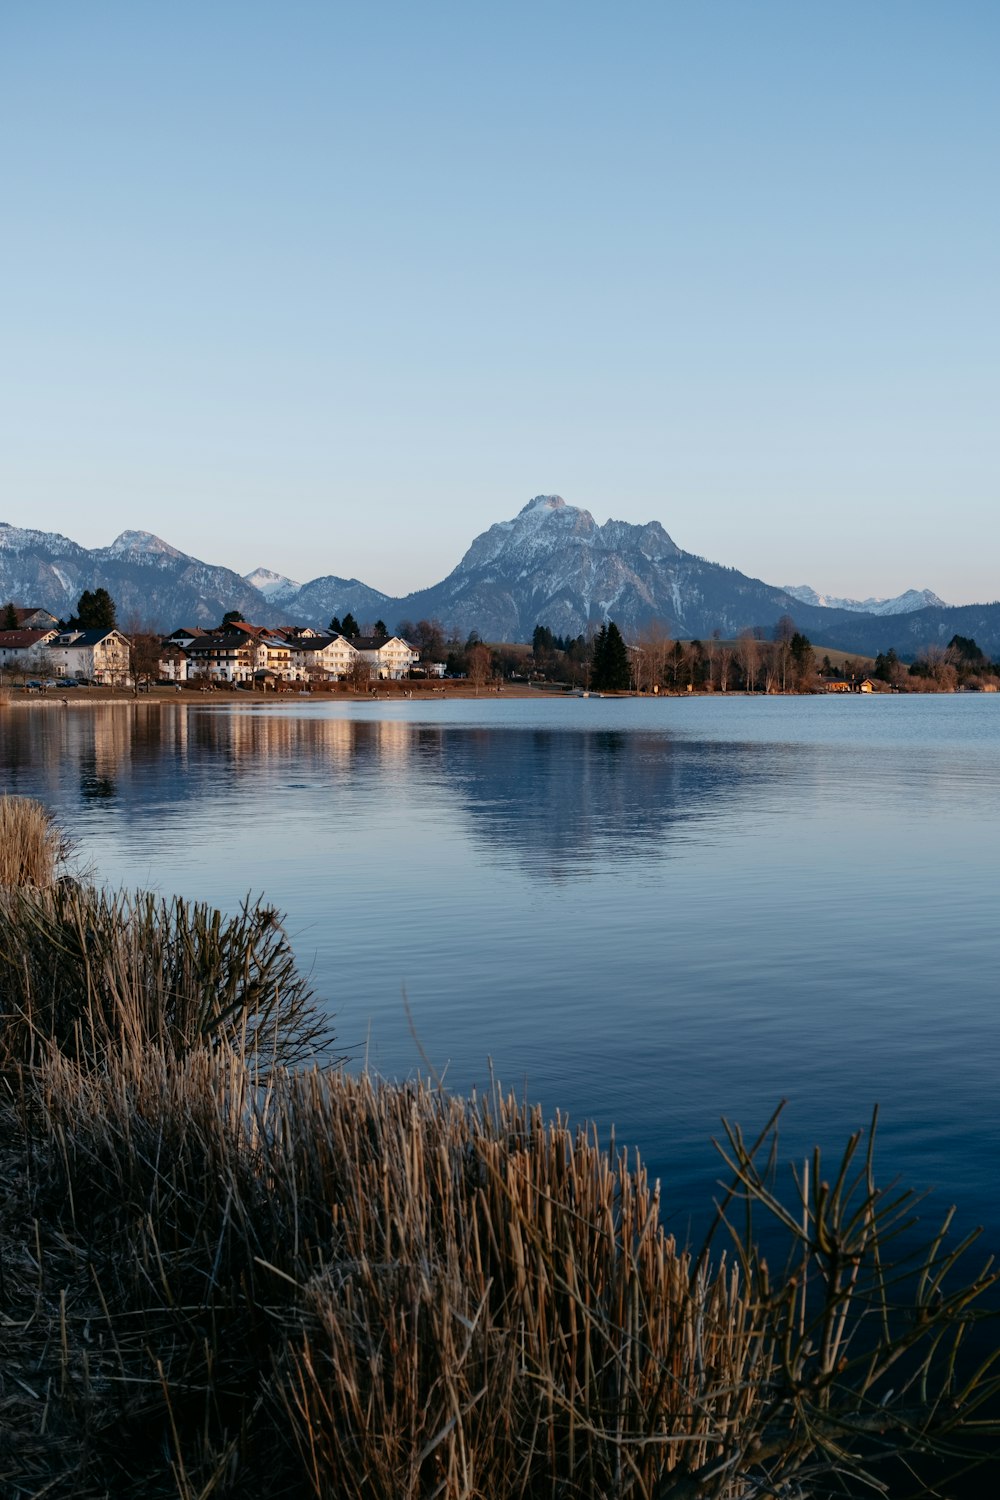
[2,592,1000,696]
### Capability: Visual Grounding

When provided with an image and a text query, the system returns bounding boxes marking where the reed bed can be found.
[0,793,66,887]
[0,881,332,1071]
[1,798,998,1498]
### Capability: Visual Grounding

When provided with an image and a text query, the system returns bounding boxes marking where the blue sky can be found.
[2,1,997,602]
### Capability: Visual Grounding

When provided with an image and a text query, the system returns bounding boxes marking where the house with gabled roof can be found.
[182,632,256,684]
[288,633,358,680]
[254,634,296,682]
[47,628,131,684]
[0,628,59,676]
[10,607,61,630]
[353,635,419,679]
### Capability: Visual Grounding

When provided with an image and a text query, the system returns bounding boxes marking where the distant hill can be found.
[2,505,997,657]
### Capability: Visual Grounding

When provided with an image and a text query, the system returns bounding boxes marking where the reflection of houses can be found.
[47,628,131,684]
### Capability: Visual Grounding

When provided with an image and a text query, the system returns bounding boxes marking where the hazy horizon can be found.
[2,2,996,603]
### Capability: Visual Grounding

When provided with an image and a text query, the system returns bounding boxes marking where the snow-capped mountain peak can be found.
[244,567,302,603]
[518,494,568,515]
[104,530,185,560]
[783,584,947,616]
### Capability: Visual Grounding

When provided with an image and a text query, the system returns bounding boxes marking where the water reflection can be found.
[0,705,776,879]
[2,699,1000,1251]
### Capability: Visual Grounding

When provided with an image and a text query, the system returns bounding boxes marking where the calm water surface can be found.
[3,694,999,1242]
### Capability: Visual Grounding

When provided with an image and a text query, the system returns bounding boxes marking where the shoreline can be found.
[1,682,972,708]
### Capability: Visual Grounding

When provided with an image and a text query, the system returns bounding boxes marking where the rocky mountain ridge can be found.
[783,583,946,616]
[1,505,994,657]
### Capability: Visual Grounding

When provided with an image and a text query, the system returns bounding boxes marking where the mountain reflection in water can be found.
[2,698,999,1248]
[0,705,777,879]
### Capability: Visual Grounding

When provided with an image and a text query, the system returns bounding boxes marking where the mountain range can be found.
[2,499,997,658]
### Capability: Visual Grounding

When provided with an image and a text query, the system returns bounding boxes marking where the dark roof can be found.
[287,634,356,654]
[185,633,254,651]
[53,628,124,647]
[352,634,413,651]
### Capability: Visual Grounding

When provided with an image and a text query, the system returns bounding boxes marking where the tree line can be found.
[9,588,1000,695]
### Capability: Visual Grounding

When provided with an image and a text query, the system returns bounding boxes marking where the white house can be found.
[288,633,359,680]
[353,635,419,679]
[182,632,256,684]
[0,628,59,676]
[254,635,296,682]
[46,628,132,684]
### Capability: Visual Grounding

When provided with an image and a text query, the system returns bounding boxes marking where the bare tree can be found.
[715,643,734,692]
[348,655,374,692]
[467,642,493,695]
[635,620,672,692]
[736,628,761,693]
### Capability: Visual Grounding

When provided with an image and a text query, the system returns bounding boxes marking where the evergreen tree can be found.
[948,634,985,666]
[373,619,388,640]
[2,601,18,631]
[74,588,117,630]
[341,612,360,638]
[603,621,631,690]
[329,617,343,634]
[873,648,899,683]
[220,610,243,629]
[590,621,631,691]
[591,624,608,688]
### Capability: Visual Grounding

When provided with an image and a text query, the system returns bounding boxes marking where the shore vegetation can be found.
[1,795,998,1497]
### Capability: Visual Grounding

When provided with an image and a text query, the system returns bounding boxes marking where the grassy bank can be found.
[1,797,998,1497]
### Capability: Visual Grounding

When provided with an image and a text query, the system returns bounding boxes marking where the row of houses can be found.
[160,623,421,684]
[0,610,422,686]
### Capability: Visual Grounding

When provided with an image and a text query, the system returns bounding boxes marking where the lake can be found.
[3,693,999,1246]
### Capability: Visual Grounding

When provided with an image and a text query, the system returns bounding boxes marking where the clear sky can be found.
[2,1,997,603]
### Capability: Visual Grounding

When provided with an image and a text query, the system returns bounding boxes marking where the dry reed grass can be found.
[0,793,67,887]
[0,798,998,1498]
[0,881,333,1071]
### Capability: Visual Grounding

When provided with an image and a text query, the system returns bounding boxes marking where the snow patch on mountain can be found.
[784,584,947,615]
[244,567,302,603]
[104,530,185,559]
[0,522,80,555]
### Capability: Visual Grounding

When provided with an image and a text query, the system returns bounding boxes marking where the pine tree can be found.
[341,612,360,638]
[2,601,18,631]
[74,588,117,630]
[603,621,631,690]
[329,617,342,634]
[591,624,608,689]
